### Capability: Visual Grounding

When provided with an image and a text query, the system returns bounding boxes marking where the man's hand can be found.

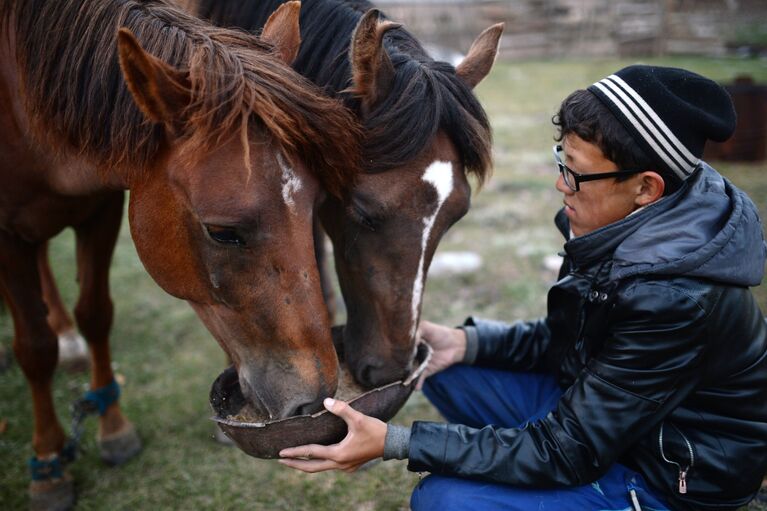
[416,320,467,390]
[278,398,386,473]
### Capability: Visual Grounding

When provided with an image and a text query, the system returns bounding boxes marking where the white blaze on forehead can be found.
[410,161,454,340]
[277,152,303,214]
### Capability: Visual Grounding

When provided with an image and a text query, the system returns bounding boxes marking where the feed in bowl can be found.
[210,342,431,458]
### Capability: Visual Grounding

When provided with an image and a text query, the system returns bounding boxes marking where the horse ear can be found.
[117,28,191,132]
[349,9,401,114]
[261,0,301,65]
[455,23,504,89]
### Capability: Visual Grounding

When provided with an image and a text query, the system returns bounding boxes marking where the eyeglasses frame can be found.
[553,144,645,192]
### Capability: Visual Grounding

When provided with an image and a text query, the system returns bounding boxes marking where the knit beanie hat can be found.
[588,65,736,184]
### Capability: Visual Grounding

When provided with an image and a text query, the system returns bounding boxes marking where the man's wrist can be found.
[383,424,411,460]
[457,325,479,365]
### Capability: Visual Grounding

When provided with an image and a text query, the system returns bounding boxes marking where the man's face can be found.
[556,134,643,237]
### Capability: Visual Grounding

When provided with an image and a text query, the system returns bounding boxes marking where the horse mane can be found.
[0,0,360,196]
[194,0,492,184]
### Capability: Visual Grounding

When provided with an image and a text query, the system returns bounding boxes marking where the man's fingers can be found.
[323,397,361,424]
[278,458,339,473]
[279,443,331,459]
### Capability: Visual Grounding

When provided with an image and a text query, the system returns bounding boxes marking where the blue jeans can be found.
[411,365,671,511]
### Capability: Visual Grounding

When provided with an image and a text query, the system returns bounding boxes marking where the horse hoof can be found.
[98,422,142,466]
[29,473,74,511]
[57,330,89,373]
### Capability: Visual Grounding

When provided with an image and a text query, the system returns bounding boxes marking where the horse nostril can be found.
[293,403,311,416]
[359,365,375,389]
[355,357,387,389]
[293,398,325,417]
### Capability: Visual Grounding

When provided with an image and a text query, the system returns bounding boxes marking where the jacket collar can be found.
[559,169,696,269]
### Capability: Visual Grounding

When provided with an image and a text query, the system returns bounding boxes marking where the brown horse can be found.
[0,0,359,507]
[191,0,501,388]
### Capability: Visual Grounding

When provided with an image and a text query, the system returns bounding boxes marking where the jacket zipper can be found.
[659,422,695,494]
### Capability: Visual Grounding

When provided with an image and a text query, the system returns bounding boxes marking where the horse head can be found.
[117,3,356,419]
[320,11,503,388]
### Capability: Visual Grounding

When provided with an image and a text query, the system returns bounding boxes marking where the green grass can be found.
[2,56,766,510]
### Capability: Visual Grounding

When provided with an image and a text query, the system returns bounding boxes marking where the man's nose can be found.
[555,172,571,194]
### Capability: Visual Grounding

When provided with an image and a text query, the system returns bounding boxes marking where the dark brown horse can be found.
[191,0,501,388]
[0,0,359,507]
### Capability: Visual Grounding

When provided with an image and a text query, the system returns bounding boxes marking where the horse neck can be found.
[0,32,129,195]
[0,20,29,141]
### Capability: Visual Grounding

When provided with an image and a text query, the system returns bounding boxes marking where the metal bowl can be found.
[209,342,431,459]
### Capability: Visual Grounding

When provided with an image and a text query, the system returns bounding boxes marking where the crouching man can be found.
[280,65,767,511]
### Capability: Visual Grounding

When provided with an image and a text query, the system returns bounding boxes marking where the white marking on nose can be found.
[277,152,303,214]
[410,161,454,340]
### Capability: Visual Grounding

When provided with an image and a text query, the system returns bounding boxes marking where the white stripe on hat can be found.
[598,77,695,175]
[600,77,694,172]
[592,81,688,179]
[593,77,699,180]
[607,75,698,166]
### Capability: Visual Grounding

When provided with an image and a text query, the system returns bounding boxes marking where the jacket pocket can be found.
[658,421,696,495]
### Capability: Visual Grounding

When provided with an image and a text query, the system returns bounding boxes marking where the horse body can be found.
[0,33,117,238]
[194,0,500,388]
[0,0,360,505]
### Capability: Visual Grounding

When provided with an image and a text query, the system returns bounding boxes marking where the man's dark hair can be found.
[553,89,680,195]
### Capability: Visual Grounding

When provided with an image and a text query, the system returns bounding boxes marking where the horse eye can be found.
[206,225,246,247]
[351,206,378,232]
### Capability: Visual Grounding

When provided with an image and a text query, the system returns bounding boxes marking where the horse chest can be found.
[0,187,111,242]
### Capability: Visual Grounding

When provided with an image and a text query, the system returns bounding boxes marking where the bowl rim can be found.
[211,342,432,429]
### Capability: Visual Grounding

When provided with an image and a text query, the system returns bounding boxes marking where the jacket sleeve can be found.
[408,281,710,487]
[465,316,553,372]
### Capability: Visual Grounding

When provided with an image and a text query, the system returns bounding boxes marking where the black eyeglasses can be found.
[553,144,644,192]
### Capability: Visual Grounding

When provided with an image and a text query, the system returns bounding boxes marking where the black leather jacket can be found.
[407,165,767,510]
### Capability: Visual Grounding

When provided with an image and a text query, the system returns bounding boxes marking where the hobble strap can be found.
[59,440,77,465]
[28,437,80,480]
[30,380,122,480]
[80,379,121,416]
[66,379,121,466]
[28,455,63,481]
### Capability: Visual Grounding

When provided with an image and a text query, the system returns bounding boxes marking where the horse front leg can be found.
[37,242,89,372]
[0,233,74,510]
[73,192,141,465]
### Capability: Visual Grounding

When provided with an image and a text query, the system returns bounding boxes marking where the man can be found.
[279,65,767,511]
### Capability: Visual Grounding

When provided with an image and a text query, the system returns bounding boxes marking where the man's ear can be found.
[635,171,665,206]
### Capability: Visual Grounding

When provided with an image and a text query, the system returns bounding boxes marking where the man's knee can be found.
[411,474,528,511]
[422,365,475,401]
[410,475,465,511]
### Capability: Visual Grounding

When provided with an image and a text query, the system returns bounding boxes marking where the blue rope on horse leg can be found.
[59,439,78,465]
[29,455,64,481]
[81,379,121,416]
[59,379,121,466]
[28,437,81,480]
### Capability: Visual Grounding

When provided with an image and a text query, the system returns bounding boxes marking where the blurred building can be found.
[377,0,767,59]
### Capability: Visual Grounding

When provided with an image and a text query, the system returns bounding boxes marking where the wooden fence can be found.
[376,0,767,59]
